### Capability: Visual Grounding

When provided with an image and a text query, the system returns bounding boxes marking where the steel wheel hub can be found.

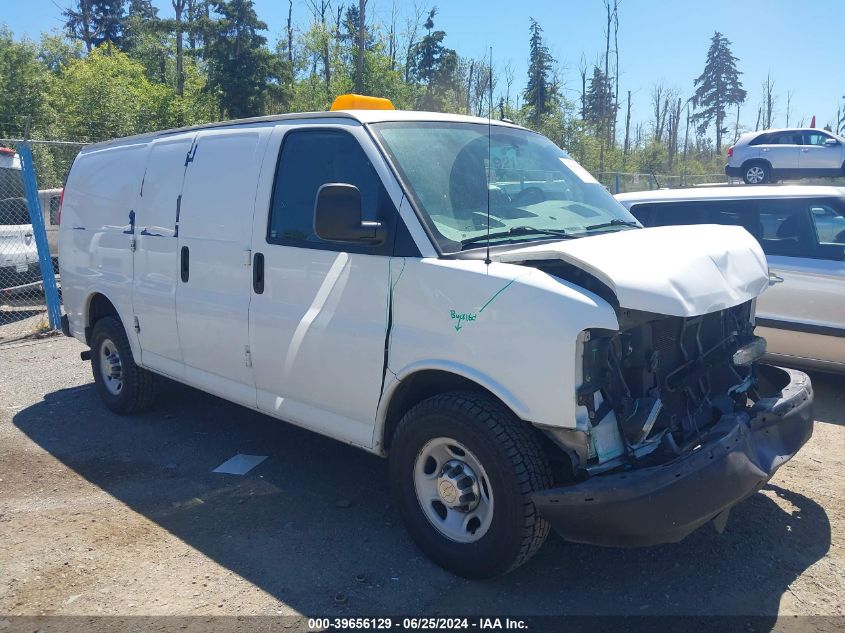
[413,438,494,543]
[99,338,123,396]
[436,460,481,511]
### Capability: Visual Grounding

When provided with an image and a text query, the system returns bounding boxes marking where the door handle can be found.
[180,246,189,282]
[253,252,264,294]
[768,271,784,285]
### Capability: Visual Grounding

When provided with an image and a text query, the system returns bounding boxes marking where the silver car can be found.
[617,186,845,372]
[726,128,845,184]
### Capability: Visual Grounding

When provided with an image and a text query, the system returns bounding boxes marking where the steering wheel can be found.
[511,187,546,205]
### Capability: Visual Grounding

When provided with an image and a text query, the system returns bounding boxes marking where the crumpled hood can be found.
[494,224,769,317]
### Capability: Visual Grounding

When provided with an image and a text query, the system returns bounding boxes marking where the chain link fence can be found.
[0,137,88,343]
[596,171,736,194]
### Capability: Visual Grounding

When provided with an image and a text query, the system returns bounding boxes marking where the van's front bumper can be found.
[533,365,813,547]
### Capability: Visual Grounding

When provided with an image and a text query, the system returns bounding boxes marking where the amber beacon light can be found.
[330,94,395,111]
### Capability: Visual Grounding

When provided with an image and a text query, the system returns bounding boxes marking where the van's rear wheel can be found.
[389,391,552,578]
[90,316,157,414]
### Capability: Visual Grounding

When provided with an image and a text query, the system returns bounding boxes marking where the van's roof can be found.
[81,109,524,152]
[615,185,845,206]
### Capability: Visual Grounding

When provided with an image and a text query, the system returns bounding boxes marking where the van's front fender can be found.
[380,258,619,440]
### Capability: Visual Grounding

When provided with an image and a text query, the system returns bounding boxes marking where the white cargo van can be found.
[59,96,814,578]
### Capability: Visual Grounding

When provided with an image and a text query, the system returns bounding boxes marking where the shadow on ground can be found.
[13,379,832,623]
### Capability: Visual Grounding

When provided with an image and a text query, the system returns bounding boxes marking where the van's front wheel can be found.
[90,316,157,414]
[389,391,552,578]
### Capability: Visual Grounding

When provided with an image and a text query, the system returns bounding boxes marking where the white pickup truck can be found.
[58,96,814,578]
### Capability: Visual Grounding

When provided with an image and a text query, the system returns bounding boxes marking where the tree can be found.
[124,0,160,52]
[64,0,126,50]
[690,31,746,153]
[204,0,290,118]
[356,0,366,93]
[0,28,51,138]
[761,73,776,129]
[584,66,615,133]
[408,8,458,111]
[524,18,556,127]
[37,32,84,74]
[49,47,174,140]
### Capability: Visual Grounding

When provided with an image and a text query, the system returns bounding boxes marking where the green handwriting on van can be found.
[449,310,477,332]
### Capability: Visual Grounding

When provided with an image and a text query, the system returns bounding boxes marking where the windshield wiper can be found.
[461,226,573,248]
[584,219,640,231]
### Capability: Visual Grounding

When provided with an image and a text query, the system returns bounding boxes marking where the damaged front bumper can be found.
[533,364,813,547]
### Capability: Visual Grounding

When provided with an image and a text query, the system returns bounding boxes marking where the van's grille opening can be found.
[579,301,755,465]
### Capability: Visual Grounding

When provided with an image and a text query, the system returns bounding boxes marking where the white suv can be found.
[726,128,845,184]
[59,97,814,578]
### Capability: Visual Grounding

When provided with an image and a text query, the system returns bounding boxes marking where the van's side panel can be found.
[59,142,148,352]
[131,132,197,379]
[175,126,272,407]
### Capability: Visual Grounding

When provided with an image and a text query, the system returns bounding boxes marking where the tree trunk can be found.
[612,0,619,149]
[734,104,741,144]
[623,90,631,157]
[356,0,366,93]
[187,0,196,52]
[81,0,93,52]
[287,0,294,65]
[602,1,612,151]
[388,0,397,72]
[578,55,587,120]
[173,0,185,96]
[466,61,474,115]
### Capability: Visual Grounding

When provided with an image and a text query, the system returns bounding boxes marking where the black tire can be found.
[90,316,157,415]
[389,391,552,578]
[742,161,770,185]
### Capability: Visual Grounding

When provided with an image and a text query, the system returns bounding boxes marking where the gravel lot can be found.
[0,336,843,628]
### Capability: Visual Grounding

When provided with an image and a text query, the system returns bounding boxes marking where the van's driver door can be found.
[248,123,400,448]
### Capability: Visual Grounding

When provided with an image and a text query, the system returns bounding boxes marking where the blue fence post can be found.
[614,172,620,194]
[17,141,62,330]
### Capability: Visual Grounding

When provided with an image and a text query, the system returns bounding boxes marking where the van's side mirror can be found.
[314,183,385,243]
[824,138,839,147]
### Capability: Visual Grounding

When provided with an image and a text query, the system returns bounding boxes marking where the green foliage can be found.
[407,8,458,111]
[0,28,51,138]
[691,31,746,152]
[584,66,614,132]
[523,18,556,127]
[0,3,739,187]
[64,0,127,50]
[203,0,289,118]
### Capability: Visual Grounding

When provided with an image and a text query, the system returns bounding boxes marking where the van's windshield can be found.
[371,121,639,253]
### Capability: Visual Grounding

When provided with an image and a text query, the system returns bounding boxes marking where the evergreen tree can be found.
[64,0,126,50]
[123,0,162,56]
[523,18,556,127]
[408,8,458,111]
[584,66,616,133]
[204,0,289,118]
[691,31,746,153]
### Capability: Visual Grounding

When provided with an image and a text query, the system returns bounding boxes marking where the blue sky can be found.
[4,0,845,136]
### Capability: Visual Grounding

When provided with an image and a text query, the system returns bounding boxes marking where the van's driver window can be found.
[268,128,381,246]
